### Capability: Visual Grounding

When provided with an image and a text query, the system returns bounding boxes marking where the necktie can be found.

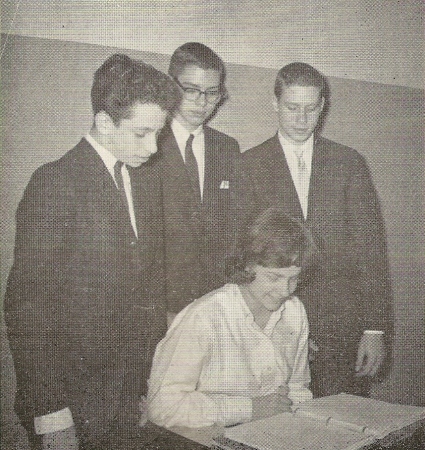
[294,149,309,219]
[114,160,137,234]
[114,160,128,208]
[184,134,201,203]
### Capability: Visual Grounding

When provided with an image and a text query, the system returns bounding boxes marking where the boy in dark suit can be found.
[154,42,241,320]
[239,62,393,398]
[4,54,180,449]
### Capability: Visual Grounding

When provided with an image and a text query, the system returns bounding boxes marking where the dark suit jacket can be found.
[4,139,167,443]
[153,124,240,313]
[239,134,393,393]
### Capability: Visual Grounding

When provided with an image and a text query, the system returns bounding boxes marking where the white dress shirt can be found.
[86,134,137,237]
[278,132,313,219]
[148,284,312,428]
[171,119,205,199]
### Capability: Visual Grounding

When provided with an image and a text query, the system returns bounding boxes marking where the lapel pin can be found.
[220,180,229,189]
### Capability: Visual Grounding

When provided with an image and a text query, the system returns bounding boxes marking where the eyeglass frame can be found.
[173,78,222,104]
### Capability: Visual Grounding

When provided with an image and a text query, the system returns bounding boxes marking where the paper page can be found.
[295,394,425,438]
[224,413,376,450]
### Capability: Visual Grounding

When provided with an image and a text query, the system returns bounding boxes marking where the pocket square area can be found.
[220,180,230,189]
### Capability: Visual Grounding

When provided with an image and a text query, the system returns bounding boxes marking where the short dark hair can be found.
[274,62,326,100]
[91,53,181,125]
[228,208,315,284]
[168,42,227,91]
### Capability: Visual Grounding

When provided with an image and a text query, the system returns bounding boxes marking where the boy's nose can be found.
[297,110,308,123]
[195,93,208,106]
[144,134,158,155]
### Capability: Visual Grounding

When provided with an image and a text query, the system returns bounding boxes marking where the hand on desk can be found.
[355,333,385,376]
[42,425,78,450]
[252,386,292,421]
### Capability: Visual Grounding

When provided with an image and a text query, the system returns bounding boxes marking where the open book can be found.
[214,394,425,450]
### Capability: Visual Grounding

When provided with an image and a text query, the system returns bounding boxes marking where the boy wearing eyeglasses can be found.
[153,42,241,322]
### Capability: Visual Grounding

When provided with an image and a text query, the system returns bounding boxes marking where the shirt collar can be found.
[278,131,314,158]
[85,133,118,179]
[235,284,288,331]
[171,119,204,151]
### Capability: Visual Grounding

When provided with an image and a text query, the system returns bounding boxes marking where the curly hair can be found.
[91,53,181,125]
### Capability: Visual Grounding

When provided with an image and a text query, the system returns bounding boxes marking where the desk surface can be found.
[144,426,209,449]
[106,422,210,449]
[125,419,424,450]
[211,423,425,450]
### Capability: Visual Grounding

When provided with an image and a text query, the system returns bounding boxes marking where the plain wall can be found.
[2,0,423,89]
[1,34,424,448]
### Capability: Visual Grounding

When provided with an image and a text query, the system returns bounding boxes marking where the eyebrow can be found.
[284,99,321,106]
[267,268,300,275]
[180,81,220,90]
[284,100,320,106]
[267,271,298,277]
[134,127,154,134]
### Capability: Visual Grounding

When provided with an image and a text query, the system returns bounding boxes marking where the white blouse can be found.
[148,284,312,428]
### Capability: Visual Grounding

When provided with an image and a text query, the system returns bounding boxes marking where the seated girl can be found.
[147,208,313,428]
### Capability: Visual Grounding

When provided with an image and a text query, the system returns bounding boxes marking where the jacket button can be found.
[130,241,137,247]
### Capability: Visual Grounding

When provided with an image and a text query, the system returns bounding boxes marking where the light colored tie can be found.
[294,149,309,218]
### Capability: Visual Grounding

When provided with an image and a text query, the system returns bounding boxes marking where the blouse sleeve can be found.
[287,301,313,404]
[147,305,252,428]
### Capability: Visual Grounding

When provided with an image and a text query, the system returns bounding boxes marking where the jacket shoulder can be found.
[33,139,92,174]
[242,135,279,162]
[246,135,278,152]
[316,136,364,162]
[205,126,240,152]
[24,139,95,198]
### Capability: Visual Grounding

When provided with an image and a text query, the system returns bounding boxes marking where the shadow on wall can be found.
[1,34,424,448]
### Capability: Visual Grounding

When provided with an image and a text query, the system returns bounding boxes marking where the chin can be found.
[131,158,150,167]
[189,119,205,128]
[292,136,309,143]
[267,302,284,311]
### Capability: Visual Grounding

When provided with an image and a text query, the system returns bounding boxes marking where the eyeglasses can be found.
[174,78,221,103]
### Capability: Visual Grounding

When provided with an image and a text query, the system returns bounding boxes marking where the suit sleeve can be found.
[345,154,393,337]
[4,166,75,419]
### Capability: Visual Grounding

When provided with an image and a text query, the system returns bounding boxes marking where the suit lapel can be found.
[128,165,146,241]
[202,127,218,210]
[307,137,328,225]
[81,139,137,240]
[160,124,201,207]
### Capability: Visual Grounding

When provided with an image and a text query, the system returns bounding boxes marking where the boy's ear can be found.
[272,96,279,112]
[318,96,325,113]
[245,263,255,275]
[94,111,115,135]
